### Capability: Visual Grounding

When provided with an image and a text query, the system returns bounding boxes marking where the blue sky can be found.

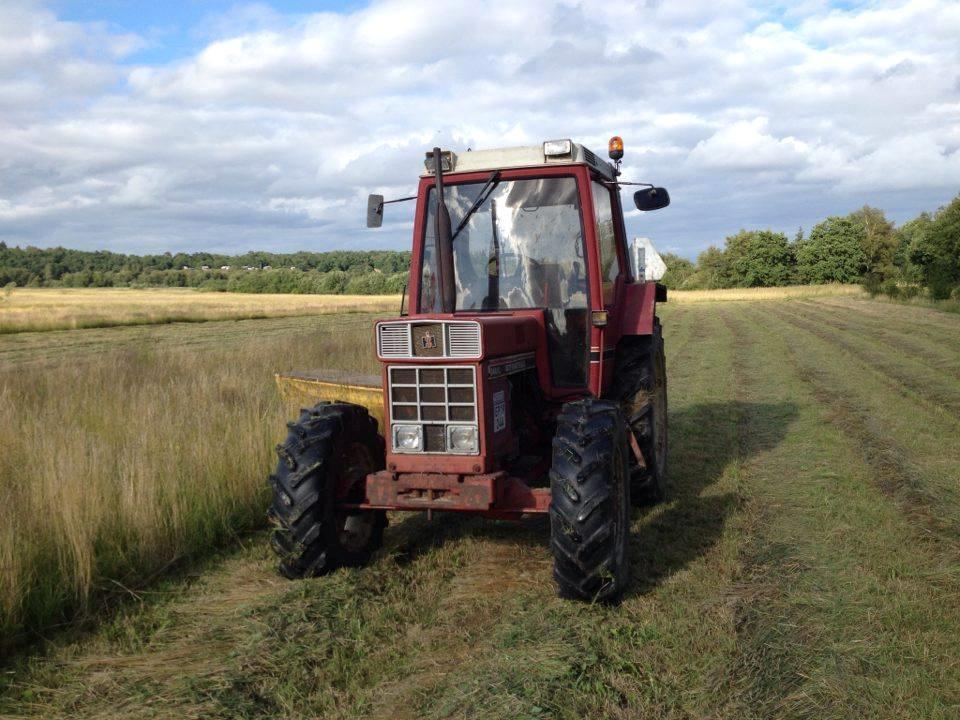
[1,0,958,258]
[51,1,365,63]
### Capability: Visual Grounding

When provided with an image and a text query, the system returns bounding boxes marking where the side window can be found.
[591,182,618,305]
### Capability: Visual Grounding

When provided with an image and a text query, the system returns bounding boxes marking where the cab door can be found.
[587,177,627,395]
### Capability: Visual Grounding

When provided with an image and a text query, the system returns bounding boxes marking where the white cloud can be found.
[689,117,808,171]
[0,0,959,256]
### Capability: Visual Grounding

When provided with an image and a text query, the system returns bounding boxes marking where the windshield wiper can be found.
[450,171,500,243]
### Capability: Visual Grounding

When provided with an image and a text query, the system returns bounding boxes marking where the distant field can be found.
[0,286,864,335]
[668,283,863,302]
[2,291,960,718]
[0,288,400,333]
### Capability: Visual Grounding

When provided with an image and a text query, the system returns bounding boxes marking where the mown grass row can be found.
[0,315,379,649]
[717,302,960,717]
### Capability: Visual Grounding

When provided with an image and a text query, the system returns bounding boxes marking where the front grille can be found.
[389,365,478,454]
[378,324,411,357]
[378,321,481,359]
[447,323,481,357]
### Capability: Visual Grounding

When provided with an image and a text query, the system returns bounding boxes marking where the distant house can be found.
[220,265,231,271]
[201,265,211,271]
[182,265,190,270]
[263,265,272,270]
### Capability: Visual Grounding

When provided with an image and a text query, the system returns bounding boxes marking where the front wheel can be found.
[267,402,387,579]
[549,398,631,602]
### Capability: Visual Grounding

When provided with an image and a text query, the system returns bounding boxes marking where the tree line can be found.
[660,193,960,300]
[2,192,958,300]
[0,247,411,295]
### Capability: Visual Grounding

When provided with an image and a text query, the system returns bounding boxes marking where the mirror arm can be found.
[600,180,654,189]
[379,194,417,212]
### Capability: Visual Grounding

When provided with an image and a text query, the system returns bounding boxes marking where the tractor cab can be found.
[419,172,591,388]
[268,138,671,602]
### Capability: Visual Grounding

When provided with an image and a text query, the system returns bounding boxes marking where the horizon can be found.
[2,0,959,259]
[0,195,942,263]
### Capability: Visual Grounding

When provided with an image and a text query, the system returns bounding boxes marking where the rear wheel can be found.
[609,320,668,504]
[549,398,631,602]
[268,402,387,579]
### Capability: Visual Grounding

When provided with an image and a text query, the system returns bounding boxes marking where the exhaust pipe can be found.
[432,146,456,314]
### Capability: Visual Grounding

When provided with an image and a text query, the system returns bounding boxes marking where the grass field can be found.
[0,288,400,333]
[2,290,960,718]
[0,313,382,648]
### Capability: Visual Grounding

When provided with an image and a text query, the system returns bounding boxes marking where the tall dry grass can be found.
[669,283,862,303]
[0,316,377,647]
[0,288,401,334]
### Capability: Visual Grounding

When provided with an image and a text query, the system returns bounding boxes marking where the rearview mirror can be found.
[634,187,670,212]
[367,194,384,228]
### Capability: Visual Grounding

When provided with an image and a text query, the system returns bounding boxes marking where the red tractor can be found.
[267,137,669,601]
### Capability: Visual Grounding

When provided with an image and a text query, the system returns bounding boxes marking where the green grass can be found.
[869,291,960,316]
[2,296,960,718]
[0,314,384,650]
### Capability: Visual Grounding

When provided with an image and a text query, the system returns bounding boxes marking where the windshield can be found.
[420,177,587,313]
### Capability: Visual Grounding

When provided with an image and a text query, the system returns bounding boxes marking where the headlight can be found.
[447,425,479,454]
[393,424,422,452]
[543,139,572,157]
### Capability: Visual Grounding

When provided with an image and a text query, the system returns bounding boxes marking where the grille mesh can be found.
[447,323,481,357]
[378,324,411,357]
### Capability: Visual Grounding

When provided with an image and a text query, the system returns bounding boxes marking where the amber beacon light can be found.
[608,135,624,160]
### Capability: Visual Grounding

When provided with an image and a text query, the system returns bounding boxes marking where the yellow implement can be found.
[275,370,385,427]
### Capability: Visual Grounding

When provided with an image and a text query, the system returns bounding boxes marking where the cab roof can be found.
[420,141,617,182]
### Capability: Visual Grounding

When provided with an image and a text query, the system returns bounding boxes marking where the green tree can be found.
[685,246,730,289]
[0,245,411,289]
[849,206,897,293]
[384,271,409,294]
[893,212,932,284]
[317,270,350,294]
[659,253,695,289]
[911,194,960,299]
[796,216,867,284]
[722,230,795,287]
[345,271,388,295]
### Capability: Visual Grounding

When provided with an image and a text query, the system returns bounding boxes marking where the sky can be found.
[1,0,959,259]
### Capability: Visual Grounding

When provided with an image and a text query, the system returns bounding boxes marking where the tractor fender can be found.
[619,281,667,336]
